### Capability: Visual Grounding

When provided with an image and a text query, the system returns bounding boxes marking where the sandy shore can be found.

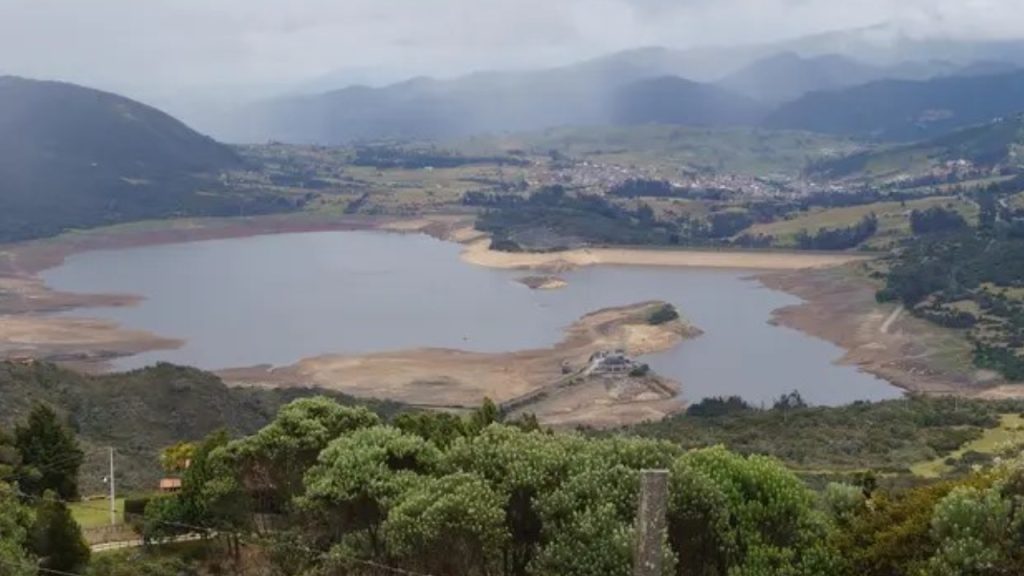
[220,301,701,427]
[460,237,871,271]
[759,265,1011,397]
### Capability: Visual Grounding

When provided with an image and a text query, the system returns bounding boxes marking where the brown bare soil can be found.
[760,264,1002,397]
[459,237,870,271]
[220,301,701,427]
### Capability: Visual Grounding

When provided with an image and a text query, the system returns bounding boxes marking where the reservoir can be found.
[40,230,902,406]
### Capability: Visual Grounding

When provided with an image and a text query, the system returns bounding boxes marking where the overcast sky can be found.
[2,0,1021,102]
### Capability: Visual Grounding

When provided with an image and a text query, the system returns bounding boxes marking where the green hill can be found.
[0,361,401,494]
[0,76,288,242]
[764,70,1024,141]
[809,115,1024,180]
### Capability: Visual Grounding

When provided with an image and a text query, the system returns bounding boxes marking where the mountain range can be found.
[765,70,1024,141]
[205,41,1023,145]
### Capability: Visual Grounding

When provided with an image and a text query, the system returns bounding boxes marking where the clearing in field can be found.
[70,498,125,529]
[910,413,1024,478]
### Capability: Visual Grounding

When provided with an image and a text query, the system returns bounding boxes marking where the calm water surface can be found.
[41,231,902,406]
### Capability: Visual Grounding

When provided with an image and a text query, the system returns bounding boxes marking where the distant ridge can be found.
[612,76,765,126]
[717,53,880,103]
[764,70,1024,141]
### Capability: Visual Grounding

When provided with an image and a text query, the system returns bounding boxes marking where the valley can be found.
[1,217,901,427]
[8,12,1024,575]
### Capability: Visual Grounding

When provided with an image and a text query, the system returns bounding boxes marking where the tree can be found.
[0,484,34,576]
[0,428,21,483]
[29,492,90,574]
[393,411,469,448]
[383,473,508,576]
[668,447,839,576]
[15,404,84,500]
[159,441,196,474]
[468,398,503,433]
[215,398,380,515]
[299,426,442,558]
[925,483,1020,576]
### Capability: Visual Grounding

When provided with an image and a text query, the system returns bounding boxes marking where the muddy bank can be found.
[759,265,1003,397]
[220,301,701,428]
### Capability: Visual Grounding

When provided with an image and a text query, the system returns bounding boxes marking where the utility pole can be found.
[633,469,669,576]
[109,447,116,526]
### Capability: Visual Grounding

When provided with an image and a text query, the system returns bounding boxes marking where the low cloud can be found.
[0,0,1020,102]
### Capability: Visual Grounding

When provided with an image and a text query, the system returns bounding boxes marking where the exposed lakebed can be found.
[40,230,901,406]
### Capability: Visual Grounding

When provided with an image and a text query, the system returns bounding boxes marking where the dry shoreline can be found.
[2,211,1011,425]
[759,266,1014,398]
[221,301,701,428]
[0,212,858,369]
[459,237,871,271]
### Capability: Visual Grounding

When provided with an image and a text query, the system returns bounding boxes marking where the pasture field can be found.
[745,196,978,248]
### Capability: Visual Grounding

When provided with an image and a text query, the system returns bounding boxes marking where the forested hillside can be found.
[0,77,290,242]
[765,70,1024,140]
[0,361,400,493]
[73,395,1024,576]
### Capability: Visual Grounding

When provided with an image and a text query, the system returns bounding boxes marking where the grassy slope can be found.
[627,396,1024,477]
[911,414,1024,477]
[745,196,978,249]
[457,125,862,177]
[70,498,125,529]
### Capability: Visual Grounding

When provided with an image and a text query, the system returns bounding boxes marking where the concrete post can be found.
[633,469,669,576]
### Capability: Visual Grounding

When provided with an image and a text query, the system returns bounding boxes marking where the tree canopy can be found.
[14,404,84,500]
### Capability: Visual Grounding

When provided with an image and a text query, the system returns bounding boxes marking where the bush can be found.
[123,497,151,520]
[648,304,680,325]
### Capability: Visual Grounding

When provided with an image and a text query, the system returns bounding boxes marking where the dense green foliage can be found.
[14,404,84,500]
[29,494,91,573]
[0,361,402,493]
[0,485,34,576]
[910,206,969,235]
[120,396,1024,576]
[146,398,840,576]
[794,213,878,250]
[648,304,681,325]
[631,395,1024,474]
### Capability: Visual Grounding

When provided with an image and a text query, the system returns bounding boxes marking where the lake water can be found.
[40,231,902,406]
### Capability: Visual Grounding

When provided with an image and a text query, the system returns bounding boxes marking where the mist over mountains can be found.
[188,26,1024,145]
